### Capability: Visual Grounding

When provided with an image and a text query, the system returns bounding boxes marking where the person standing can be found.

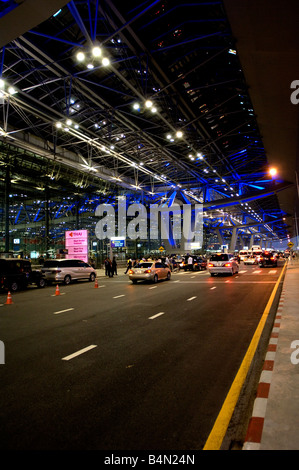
[111,256,117,276]
[104,257,111,276]
[187,255,193,271]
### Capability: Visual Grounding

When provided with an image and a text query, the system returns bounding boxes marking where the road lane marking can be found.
[269,270,277,274]
[187,296,197,301]
[253,270,262,273]
[113,294,125,299]
[149,312,165,320]
[203,260,287,450]
[210,287,217,290]
[239,270,247,273]
[149,286,157,289]
[62,345,97,361]
[53,308,74,315]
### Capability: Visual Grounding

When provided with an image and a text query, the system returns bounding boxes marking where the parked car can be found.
[244,255,258,265]
[208,253,239,276]
[239,250,249,261]
[41,259,96,285]
[259,252,278,267]
[0,258,46,292]
[128,261,171,284]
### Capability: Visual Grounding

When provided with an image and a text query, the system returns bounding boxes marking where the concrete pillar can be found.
[215,228,224,245]
[229,227,238,252]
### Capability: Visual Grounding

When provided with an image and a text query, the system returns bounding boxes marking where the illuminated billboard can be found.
[65,230,88,263]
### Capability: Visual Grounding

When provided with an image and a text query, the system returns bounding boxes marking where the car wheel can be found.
[64,275,71,285]
[10,281,19,292]
[37,278,46,288]
[132,280,137,284]
[154,274,158,283]
[166,272,171,280]
[89,273,96,282]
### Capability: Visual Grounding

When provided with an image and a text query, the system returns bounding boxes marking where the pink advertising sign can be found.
[65,230,88,262]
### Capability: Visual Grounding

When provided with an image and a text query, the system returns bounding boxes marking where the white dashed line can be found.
[149,312,165,320]
[210,287,217,290]
[53,308,74,315]
[187,296,197,301]
[113,294,125,299]
[62,345,97,361]
[149,286,157,289]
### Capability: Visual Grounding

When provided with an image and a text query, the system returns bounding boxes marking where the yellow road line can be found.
[203,262,287,450]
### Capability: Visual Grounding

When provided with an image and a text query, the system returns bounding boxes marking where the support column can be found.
[4,165,10,253]
[45,186,50,256]
[76,195,80,230]
[229,227,238,252]
[215,228,224,245]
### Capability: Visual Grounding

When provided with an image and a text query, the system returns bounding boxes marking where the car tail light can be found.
[224,263,231,267]
[129,269,134,274]
[144,269,151,273]
[208,263,214,267]
[271,257,275,260]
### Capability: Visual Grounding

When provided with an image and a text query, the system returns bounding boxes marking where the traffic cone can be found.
[94,278,98,288]
[55,284,60,296]
[5,291,13,305]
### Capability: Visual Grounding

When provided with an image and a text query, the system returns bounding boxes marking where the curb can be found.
[242,288,285,450]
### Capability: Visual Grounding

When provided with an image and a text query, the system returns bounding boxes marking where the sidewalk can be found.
[243,258,299,450]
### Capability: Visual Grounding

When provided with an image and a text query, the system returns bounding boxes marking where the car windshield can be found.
[43,260,60,268]
[210,254,230,261]
[134,263,152,269]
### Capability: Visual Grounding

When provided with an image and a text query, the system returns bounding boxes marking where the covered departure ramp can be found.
[0,0,298,259]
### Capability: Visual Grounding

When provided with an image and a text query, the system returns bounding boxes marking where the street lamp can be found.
[269,167,278,177]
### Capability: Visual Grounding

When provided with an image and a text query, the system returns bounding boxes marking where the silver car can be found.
[208,253,239,276]
[128,261,171,284]
[42,259,96,285]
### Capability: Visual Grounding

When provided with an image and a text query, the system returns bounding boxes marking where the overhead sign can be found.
[110,237,125,248]
[65,230,88,262]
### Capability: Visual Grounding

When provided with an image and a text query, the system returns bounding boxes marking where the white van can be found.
[42,259,96,285]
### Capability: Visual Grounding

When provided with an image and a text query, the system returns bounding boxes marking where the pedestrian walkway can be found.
[243,257,299,450]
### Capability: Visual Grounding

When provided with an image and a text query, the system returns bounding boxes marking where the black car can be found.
[259,252,278,268]
[0,258,46,292]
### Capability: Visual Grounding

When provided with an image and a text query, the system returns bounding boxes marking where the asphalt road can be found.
[0,262,283,451]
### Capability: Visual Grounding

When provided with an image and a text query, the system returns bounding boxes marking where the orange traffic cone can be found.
[55,284,60,296]
[5,291,13,305]
[94,278,98,288]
